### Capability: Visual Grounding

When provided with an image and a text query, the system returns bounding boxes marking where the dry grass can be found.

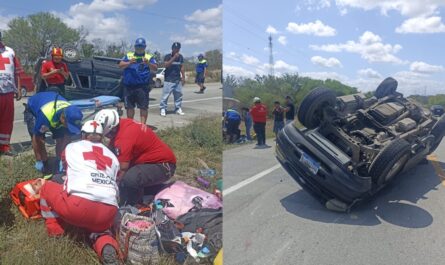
[0,116,221,265]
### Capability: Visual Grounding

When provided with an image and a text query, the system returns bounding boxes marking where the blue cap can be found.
[64,105,83,134]
[198,54,204,58]
[135,37,146,47]
[172,42,181,50]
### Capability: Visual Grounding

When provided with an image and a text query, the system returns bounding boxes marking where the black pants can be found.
[119,163,176,205]
[253,122,266,145]
[226,119,241,143]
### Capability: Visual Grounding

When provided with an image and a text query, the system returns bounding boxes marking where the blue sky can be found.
[0,0,221,57]
[223,0,445,95]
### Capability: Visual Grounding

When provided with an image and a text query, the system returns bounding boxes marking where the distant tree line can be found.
[2,12,221,74]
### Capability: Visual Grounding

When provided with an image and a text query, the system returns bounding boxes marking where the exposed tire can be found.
[375,77,398,99]
[62,45,80,63]
[429,114,445,153]
[155,79,162,88]
[21,87,27,97]
[297,87,336,129]
[369,138,411,185]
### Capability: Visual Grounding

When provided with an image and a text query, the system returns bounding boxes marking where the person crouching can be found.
[34,121,121,265]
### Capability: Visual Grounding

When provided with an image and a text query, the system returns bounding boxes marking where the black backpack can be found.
[176,208,223,253]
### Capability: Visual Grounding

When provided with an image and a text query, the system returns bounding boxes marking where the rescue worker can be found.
[250,97,268,147]
[0,31,22,155]
[25,91,83,173]
[94,109,176,205]
[33,121,120,265]
[224,107,241,143]
[119,37,157,125]
[195,54,208,93]
[40,47,69,95]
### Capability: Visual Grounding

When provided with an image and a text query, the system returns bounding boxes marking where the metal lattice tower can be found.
[269,34,274,76]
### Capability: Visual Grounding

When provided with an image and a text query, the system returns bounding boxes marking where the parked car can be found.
[18,72,34,97]
[276,77,445,212]
[430,105,444,116]
[154,67,165,88]
[34,46,124,100]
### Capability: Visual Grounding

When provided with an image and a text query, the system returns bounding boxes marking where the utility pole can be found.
[269,34,274,77]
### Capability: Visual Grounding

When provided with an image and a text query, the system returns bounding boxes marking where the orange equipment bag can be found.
[9,179,42,219]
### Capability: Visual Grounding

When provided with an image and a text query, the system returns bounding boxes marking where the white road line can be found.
[224,164,282,196]
[13,96,222,124]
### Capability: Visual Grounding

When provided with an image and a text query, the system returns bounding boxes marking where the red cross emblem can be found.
[83,146,112,170]
[90,120,99,133]
[0,54,11,70]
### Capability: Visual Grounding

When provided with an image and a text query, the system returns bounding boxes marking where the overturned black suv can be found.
[276,77,445,212]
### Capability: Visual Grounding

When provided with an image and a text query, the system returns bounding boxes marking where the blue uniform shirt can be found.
[196,60,208,73]
[225,109,241,121]
[28,92,67,135]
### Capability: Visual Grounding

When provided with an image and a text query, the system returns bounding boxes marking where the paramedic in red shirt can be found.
[40,47,69,95]
[34,121,121,265]
[250,97,268,147]
[94,109,177,205]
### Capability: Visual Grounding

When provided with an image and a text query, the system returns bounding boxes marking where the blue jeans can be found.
[245,121,252,140]
[160,81,183,111]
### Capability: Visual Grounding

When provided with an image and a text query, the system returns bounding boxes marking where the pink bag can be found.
[154,181,222,220]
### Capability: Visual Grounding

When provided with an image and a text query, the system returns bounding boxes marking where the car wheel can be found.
[369,138,411,185]
[297,87,336,129]
[21,87,27,97]
[62,45,80,63]
[429,114,445,153]
[155,79,162,88]
[375,77,398,99]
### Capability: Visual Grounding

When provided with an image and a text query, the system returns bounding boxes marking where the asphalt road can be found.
[223,140,445,265]
[10,82,222,145]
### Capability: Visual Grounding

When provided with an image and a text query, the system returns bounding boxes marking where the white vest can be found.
[64,140,120,207]
[0,46,17,94]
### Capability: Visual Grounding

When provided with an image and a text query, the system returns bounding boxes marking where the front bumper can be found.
[276,124,372,208]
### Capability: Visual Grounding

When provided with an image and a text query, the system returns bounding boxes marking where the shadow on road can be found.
[280,161,443,228]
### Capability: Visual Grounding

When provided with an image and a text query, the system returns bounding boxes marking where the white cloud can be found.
[223,65,255,78]
[286,20,336,36]
[266,25,278,35]
[301,71,350,83]
[241,54,261,65]
[335,1,445,34]
[58,0,157,42]
[396,16,445,33]
[358,68,382,79]
[278,36,288,45]
[185,4,222,27]
[410,61,445,74]
[272,60,299,73]
[335,0,442,17]
[0,14,14,30]
[175,5,222,47]
[310,31,406,64]
[311,56,342,68]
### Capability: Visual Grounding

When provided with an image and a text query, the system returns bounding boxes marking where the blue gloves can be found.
[35,161,44,172]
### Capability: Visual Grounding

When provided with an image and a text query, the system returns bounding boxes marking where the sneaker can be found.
[176,108,185,115]
[160,109,166,117]
[102,244,119,265]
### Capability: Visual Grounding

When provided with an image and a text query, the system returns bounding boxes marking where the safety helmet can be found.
[253,97,261,103]
[51,47,63,57]
[94,109,119,136]
[81,120,103,135]
[135,38,146,47]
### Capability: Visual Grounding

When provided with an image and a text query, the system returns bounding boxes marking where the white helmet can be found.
[81,120,103,135]
[94,109,119,136]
